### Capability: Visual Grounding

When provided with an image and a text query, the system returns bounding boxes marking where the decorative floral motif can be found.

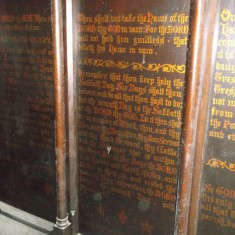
[141,219,154,235]
[206,158,235,172]
[117,209,128,225]
[80,58,186,74]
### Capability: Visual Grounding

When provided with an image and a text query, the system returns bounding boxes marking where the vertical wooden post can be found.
[52,0,71,233]
[175,0,206,234]
[174,0,218,233]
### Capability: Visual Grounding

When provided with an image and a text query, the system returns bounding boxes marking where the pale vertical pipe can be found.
[64,0,79,233]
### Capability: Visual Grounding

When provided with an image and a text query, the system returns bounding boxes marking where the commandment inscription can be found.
[77,0,190,234]
[197,3,235,235]
[0,0,56,221]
